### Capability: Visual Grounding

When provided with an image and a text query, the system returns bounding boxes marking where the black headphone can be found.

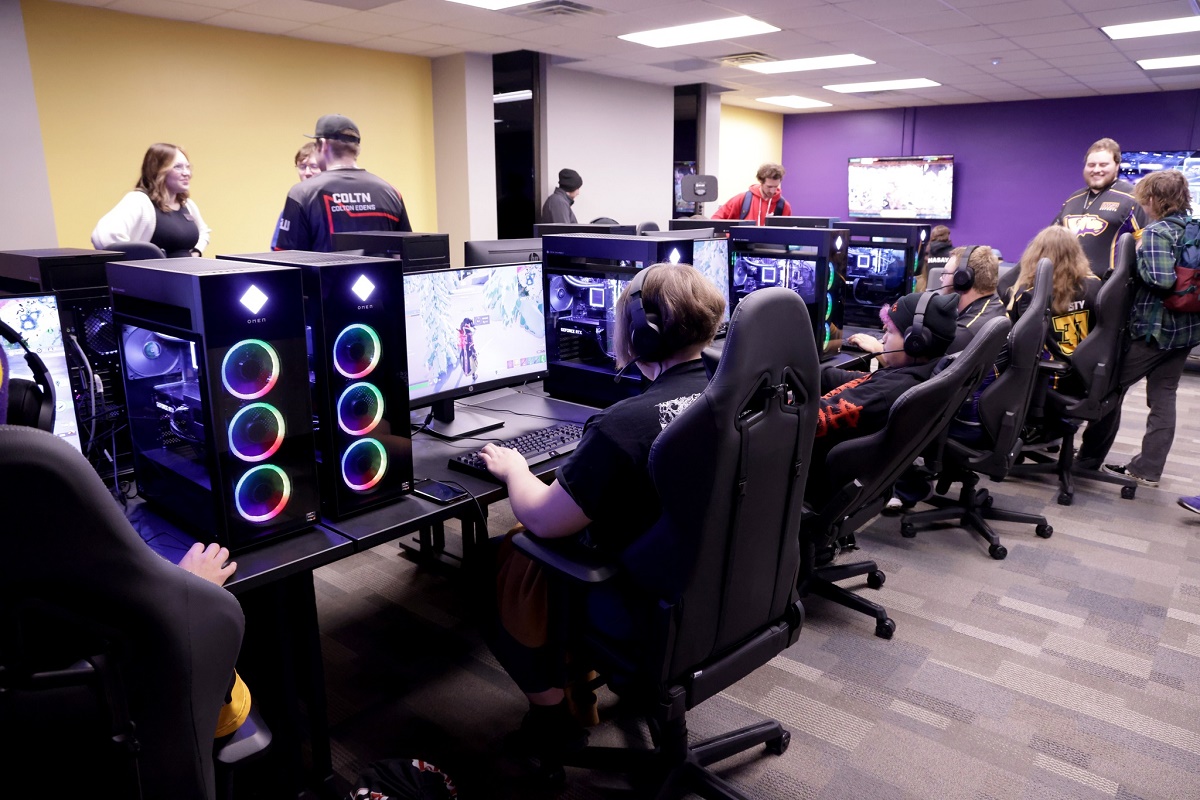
[951,245,978,292]
[902,291,937,358]
[1,319,56,432]
[624,266,668,363]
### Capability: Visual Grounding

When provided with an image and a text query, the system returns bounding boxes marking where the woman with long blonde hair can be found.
[1007,224,1101,361]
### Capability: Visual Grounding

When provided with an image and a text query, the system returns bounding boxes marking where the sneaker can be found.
[1102,463,1159,488]
[883,496,904,515]
[1179,495,1200,515]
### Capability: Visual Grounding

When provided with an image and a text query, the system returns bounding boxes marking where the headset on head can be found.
[0,319,55,432]
[950,245,979,292]
[902,291,940,358]
[625,265,668,363]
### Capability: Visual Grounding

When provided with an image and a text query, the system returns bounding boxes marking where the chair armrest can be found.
[1037,360,1069,376]
[803,480,864,541]
[511,531,620,584]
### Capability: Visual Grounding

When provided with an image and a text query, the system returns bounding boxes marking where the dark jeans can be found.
[1078,338,1191,480]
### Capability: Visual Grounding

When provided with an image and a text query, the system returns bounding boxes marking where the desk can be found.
[324,387,597,561]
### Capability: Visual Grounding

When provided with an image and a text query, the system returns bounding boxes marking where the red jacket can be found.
[711,183,792,224]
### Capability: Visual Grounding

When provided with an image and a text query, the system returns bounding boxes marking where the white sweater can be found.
[91,191,211,253]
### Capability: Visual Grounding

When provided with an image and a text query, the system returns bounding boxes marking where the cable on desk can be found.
[410,409,435,436]
[440,479,488,536]
[465,403,579,425]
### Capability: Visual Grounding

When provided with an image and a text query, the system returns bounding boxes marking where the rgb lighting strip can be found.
[333,323,382,379]
[228,402,285,463]
[341,438,388,491]
[234,464,292,523]
[337,382,385,436]
[221,339,281,400]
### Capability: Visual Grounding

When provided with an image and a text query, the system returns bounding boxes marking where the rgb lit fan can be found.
[234,464,291,523]
[337,382,384,435]
[221,339,280,400]
[228,402,285,462]
[333,323,381,379]
[825,294,833,320]
[341,438,388,491]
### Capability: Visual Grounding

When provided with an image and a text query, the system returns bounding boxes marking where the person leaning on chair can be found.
[1077,168,1200,488]
[476,263,725,759]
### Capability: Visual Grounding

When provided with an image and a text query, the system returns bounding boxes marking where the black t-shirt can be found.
[1008,273,1102,361]
[274,167,412,252]
[924,240,954,275]
[1053,179,1145,277]
[556,360,709,553]
[151,206,200,257]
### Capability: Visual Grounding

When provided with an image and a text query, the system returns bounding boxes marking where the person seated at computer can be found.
[1007,225,1101,366]
[807,291,959,505]
[540,168,582,224]
[919,224,953,291]
[477,262,725,758]
[711,163,792,225]
[92,143,210,257]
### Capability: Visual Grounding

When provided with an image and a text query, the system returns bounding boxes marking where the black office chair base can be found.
[804,560,894,639]
[900,479,1052,560]
[554,714,790,800]
[1013,434,1136,505]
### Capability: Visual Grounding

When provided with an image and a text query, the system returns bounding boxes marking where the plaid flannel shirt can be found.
[1129,213,1200,351]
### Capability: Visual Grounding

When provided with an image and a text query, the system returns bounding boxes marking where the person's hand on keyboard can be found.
[478,442,529,481]
[846,332,884,354]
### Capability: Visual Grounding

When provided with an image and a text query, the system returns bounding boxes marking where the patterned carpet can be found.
[314,368,1200,799]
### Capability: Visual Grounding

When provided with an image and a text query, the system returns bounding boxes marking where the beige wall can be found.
[715,104,784,215]
[22,0,437,254]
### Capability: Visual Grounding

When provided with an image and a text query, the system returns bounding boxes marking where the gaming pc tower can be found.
[668,218,755,237]
[221,251,413,519]
[841,222,930,328]
[728,226,847,359]
[0,248,132,474]
[541,233,729,406]
[332,231,451,271]
[108,258,320,550]
[765,216,842,229]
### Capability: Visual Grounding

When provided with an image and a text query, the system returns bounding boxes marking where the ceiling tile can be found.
[202,10,308,32]
[108,0,224,20]
[964,0,1076,25]
[289,23,377,43]
[410,25,488,45]
[357,34,441,53]
[324,10,429,34]
[237,0,354,23]
[987,15,1092,38]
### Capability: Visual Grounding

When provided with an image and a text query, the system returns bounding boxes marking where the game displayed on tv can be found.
[1119,150,1200,207]
[404,263,546,403]
[848,155,954,220]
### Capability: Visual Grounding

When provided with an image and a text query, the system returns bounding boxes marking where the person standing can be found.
[540,168,582,224]
[274,114,411,252]
[711,163,792,224]
[1077,169,1200,487]
[1054,138,1146,278]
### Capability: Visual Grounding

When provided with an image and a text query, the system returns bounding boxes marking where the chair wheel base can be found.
[989,544,1007,560]
[1057,492,1073,506]
[875,618,896,639]
[866,571,885,590]
[900,523,916,538]
[1121,485,1137,500]
[1036,523,1053,539]
[766,730,791,756]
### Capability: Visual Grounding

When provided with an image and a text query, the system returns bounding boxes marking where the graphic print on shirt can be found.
[658,392,702,429]
[1062,215,1108,237]
[816,374,871,437]
[1052,300,1091,355]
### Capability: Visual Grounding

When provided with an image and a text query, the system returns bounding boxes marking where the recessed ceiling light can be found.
[445,0,530,9]
[1102,15,1200,40]
[1137,54,1200,70]
[757,95,833,109]
[619,16,780,49]
[824,78,940,93]
[493,90,532,104]
[742,54,874,74]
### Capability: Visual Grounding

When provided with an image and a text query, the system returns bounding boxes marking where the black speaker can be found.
[219,251,413,519]
[107,257,320,551]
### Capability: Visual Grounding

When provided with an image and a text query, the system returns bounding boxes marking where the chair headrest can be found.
[709,287,820,393]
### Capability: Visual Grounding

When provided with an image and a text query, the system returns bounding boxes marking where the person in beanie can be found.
[540,168,583,224]
[274,114,411,252]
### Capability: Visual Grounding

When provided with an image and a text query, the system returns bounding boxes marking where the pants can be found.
[1078,338,1191,481]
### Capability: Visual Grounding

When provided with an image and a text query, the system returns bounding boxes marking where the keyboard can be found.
[447,422,585,480]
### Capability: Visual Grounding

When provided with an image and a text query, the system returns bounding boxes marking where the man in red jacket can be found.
[711,163,792,224]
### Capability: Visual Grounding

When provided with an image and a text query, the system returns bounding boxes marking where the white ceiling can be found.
[55,0,1200,112]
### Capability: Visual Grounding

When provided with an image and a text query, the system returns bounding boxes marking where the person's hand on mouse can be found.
[179,542,237,587]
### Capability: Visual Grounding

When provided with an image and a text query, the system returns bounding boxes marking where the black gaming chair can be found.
[635,221,661,234]
[899,259,1055,558]
[0,424,245,799]
[1010,233,1138,504]
[101,241,167,259]
[513,286,819,799]
[801,316,1011,638]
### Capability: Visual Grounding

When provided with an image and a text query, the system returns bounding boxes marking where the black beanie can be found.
[887,292,958,357]
[558,168,583,192]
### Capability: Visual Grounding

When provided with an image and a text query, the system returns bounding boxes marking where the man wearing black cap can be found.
[540,168,582,224]
[274,114,412,252]
[806,291,959,502]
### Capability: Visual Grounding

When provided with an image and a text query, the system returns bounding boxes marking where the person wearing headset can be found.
[807,291,959,504]
[477,263,725,759]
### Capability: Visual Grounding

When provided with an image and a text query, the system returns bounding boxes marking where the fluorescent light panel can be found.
[743,54,874,74]
[493,90,532,103]
[824,78,940,93]
[619,16,779,48]
[1102,15,1200,40]
[1138,54,1200,70]
[444,0,530,9]
[757,95,832,109]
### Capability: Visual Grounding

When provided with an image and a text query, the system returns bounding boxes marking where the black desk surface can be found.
[322,387,597,551]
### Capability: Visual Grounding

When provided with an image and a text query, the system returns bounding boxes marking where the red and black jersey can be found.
[1053,179,1145,278]
[274,167,411,252]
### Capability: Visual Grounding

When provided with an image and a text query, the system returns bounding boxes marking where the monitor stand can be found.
[424,399,504,439]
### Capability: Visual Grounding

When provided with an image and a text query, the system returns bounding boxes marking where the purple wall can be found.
[783,89,1200,262]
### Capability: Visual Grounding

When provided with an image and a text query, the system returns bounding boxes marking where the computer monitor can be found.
[464,238,542,267]
[0,293,83,454]
[404,262,546,438]
[534,223,636,237]
[668,218,756,237]
[691,237,731,325]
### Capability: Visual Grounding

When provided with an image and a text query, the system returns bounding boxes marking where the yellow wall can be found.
[22,0,437,253]
[716,104,784,208]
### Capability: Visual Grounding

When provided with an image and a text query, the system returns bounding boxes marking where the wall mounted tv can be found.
[1119,150,1200,207]
[847,155,954,220]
